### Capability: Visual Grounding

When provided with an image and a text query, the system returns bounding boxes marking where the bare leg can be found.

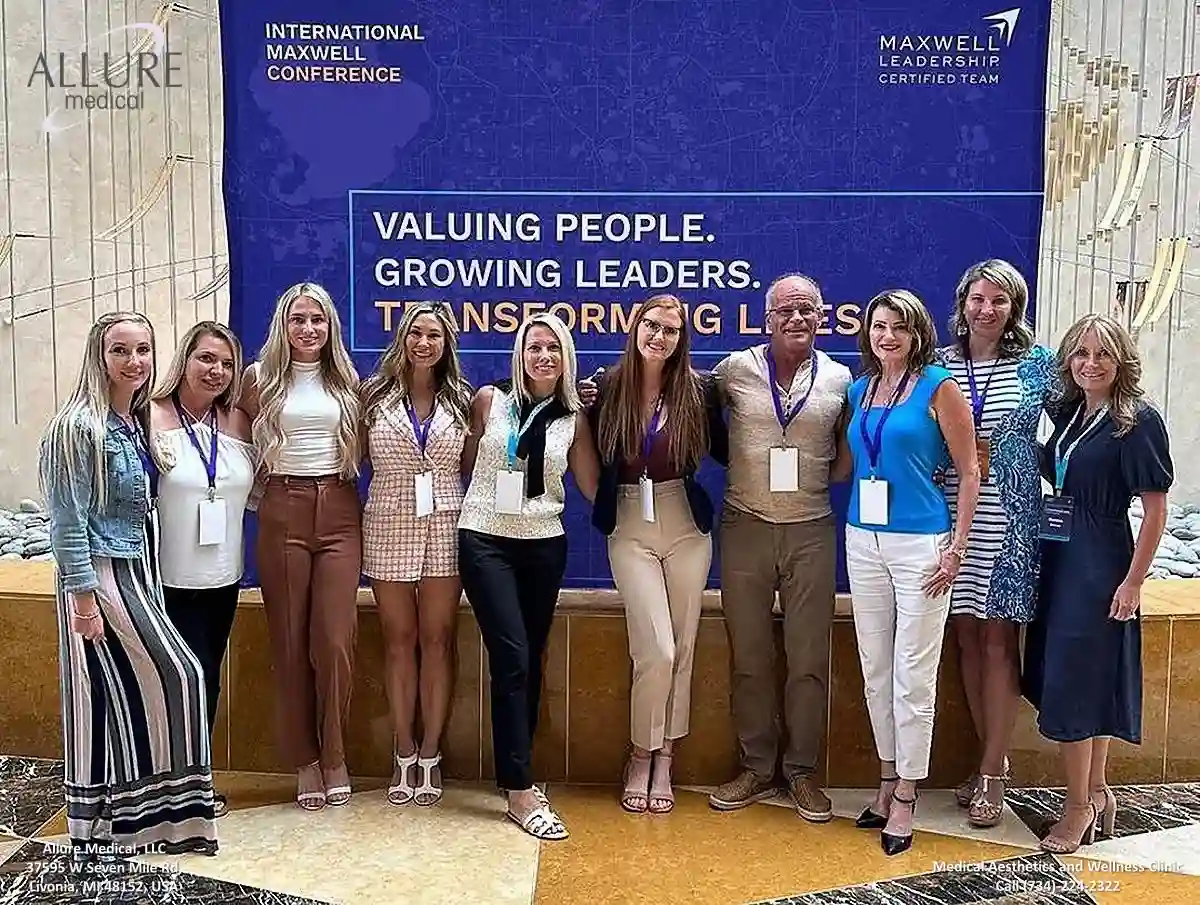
[952,615,984,806]
[1041,739,1096,852]
[968,619,1020,823]
[414,576,460,804]
[374,579,419,802]
[1088,737,1116,836]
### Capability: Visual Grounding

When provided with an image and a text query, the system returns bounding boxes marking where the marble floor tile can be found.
[1008,784,1200,841]
[0,839,329,904]
[750,853,1098,904]
[0,839,21,865]
[131,782,538,905]
[1074,822,1200,877]
[0,757,64,839]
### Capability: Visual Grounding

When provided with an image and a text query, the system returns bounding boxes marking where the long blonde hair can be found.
[509,312,582,411]
[252,283,362,478]
[39,311,156,509]
[1055,313,1144,436]
[949,259,1036,359]
[359,303,473,429]
[151,321,244,411]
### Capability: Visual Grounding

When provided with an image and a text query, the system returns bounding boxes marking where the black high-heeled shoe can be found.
[856,776,898,829]
[881,792,918,856]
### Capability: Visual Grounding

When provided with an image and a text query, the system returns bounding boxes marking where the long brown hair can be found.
[359,303,473,429]
[597,294,708,470]
[1054,313,1144,436]
[857,289,938,377]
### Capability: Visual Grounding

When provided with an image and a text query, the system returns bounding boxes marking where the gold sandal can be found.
[967,774,1006,827]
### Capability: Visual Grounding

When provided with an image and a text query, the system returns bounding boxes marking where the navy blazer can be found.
[587,369,729,536]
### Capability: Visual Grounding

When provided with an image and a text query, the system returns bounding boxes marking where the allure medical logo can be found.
[26,23,184,136]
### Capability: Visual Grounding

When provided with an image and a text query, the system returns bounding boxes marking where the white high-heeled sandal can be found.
[388,749,420,806]
[414,752,443,806]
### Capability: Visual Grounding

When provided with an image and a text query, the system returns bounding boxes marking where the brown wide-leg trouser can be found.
[257,475,362,770]
[719,506,837,781]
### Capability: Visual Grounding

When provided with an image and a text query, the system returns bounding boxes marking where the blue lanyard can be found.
[507,397,553,468]
[766,349,818,431]
[173,397,218,499]
[964,354,996,428]
[119,416,158,499]
[407,398,435,455]
[641,398,665,473]
[858,372,911,477]
[1053,402,1108,493]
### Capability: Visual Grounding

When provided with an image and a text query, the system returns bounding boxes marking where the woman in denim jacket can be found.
[39,311,218,861]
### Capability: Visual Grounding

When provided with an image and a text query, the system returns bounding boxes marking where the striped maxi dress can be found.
[55,497,218,857]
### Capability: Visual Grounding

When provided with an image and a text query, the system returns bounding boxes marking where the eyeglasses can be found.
[641,318,681,339]
[769,304,819,321]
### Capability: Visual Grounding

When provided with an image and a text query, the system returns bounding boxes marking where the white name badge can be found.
[769,447,799,492]
[198,497,227,546]
[415,472,435,518]
[495,470,525,514]
[858,478,889,526]
[639,476,656,522]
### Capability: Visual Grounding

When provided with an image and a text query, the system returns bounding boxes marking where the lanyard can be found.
[1053,402,1108,493]
[406,398,436,455]
[119,417,159,499]
[766,349,819,431]
[858,371,911,476]
[641,398,665,472]
[507,397,554,468]
[964,354,996,428]
[173,397,218,499]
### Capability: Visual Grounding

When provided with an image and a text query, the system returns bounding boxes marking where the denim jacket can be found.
[44,411,151,594]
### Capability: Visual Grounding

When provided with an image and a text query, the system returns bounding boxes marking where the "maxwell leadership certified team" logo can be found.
[877,7,1021,87]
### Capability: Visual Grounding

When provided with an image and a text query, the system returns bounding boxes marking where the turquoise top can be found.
[846,365,953,534]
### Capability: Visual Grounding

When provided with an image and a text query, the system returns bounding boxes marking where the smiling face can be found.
[868,303,914,371]
[103,320,154,395]
[963,278,1013,348]
[286,295,329,361]
[523,324,563,386]
[636,303,683,364]
[1069,327,1118,397]
[767,277,822,357]
[405,312,445,370]
[184,333,236,403]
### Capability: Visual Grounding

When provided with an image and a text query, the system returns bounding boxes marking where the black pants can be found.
[458,529,567,791]
[162,582,240,734]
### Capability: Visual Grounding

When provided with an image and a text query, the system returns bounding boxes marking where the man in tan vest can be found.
[708,273,852,822]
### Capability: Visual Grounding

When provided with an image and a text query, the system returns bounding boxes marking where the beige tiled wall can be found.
[1,1,1198,505]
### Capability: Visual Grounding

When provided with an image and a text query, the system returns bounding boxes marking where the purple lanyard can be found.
[173,397,218,498]
[964,354,996,428]
[642,398,665,470]
[119,417,159,498]
[407,398,435,455]
[766,349,818,431]
[858,371,911,476]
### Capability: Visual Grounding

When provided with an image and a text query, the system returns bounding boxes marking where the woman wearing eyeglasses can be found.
[589,294,728,815]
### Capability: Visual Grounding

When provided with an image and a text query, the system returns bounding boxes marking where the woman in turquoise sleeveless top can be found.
[844,289,981,857]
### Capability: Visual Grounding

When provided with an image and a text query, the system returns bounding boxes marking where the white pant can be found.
[845,525,951,782]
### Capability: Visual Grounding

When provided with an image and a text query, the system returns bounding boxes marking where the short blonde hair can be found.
[510,312,581,411]
[858,289,938,376]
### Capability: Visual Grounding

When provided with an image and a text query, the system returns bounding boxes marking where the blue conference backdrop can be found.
[219,1,1051,591]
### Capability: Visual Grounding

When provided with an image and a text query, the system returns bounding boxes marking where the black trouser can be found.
[162,582,240,733]
[458,529,567,791]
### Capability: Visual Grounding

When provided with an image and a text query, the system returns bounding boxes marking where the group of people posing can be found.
[40,259,1172,864]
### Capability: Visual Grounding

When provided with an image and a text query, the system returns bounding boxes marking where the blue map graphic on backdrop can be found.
[219,1,1051,590]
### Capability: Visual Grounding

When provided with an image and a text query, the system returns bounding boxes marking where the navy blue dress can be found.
[1020,402,1173,744]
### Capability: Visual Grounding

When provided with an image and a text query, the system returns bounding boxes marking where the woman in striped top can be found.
[937,260,1059,828]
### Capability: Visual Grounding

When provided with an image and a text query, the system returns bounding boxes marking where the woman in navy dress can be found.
[1021,313,1173,854]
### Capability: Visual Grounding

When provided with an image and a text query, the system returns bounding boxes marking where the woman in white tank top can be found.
[237,283,364,812]
[149,321,257,818]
